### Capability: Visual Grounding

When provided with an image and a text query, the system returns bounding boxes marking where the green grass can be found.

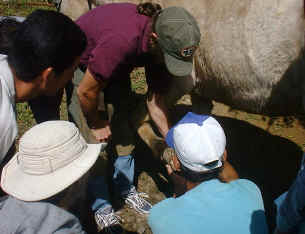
[0,1,55,16]
[130,68,147,94]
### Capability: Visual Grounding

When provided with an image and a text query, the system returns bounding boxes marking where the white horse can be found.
[55,0,305,156]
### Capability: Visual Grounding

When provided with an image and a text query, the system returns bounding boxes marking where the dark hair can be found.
[8,10,87,82]
[0,17,21,55]
[138,3,164,57]
[137,2,162,17]
[180,162,224,183]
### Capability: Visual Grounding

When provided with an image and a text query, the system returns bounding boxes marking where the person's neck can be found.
[218,161,239,183]
[186,180,201,191]
[185,162,239,192]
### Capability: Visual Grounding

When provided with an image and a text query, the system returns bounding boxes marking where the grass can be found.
[130,68,148,94]
[0,0,54,16]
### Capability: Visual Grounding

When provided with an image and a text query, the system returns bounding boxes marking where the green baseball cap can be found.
[155,7,201,77]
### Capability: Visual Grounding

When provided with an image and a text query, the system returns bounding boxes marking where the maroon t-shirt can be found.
[76,3,151,82]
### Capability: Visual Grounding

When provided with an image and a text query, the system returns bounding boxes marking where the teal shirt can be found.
[148,179,268,234]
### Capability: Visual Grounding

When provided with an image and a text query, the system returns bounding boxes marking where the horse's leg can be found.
[132,74,195,160]
[130,98,166,159]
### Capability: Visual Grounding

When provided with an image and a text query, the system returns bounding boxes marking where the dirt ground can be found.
[90,96,305,234]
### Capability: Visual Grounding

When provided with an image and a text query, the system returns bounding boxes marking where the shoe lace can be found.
[96,210,122,229]
[126,190,149,207]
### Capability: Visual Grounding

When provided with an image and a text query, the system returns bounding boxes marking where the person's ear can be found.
[41,67,54,84]
[222,149,228,162]
[151,32,158,39]
[149,32,158,46]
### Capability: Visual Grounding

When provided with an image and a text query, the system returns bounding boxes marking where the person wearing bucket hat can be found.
[148,112,269,234]
[0,120,106,234]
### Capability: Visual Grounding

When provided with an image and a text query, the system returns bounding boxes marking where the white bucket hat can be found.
[166,112,226,172]
[1,120,106,201]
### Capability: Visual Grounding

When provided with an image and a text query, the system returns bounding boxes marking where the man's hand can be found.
[162,147,178,171]
[90,119,111,142]
[165,164,174,175]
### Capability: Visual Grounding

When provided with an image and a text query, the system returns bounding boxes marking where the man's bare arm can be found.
[146,91,171,138]
[77,68,111,142]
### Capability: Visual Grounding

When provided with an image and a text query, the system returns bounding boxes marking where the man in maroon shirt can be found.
[69,3,201,233]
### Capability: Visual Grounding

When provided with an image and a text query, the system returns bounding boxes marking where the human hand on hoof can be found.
[162,147,178,171]
[90,119,112,143]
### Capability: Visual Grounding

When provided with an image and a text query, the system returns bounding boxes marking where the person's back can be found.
[149,178,268,234]
[76,3,151,80]
[0,196,85,234]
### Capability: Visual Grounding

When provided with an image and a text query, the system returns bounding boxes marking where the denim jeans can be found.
[275,154,305,233]
[88,176,111,211]
[89,155,134,211]
[113,155,135,197]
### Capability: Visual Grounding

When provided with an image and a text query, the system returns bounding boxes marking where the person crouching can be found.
[148,112,269,234]
[0,121,105,233]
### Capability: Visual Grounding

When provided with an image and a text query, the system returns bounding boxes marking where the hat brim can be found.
[164,52,193,77]
[177,153,223,173]
[1,143,106,201]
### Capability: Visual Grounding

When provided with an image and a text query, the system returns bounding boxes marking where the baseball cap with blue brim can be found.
[165,112,226,173]
[155,7,201,77]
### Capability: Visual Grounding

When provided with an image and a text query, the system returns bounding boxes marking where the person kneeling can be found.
[149,112,269,234]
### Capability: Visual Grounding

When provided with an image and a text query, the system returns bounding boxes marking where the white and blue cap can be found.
[166,112,226,173]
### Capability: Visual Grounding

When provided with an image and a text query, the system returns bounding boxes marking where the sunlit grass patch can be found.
[0,0,55,17]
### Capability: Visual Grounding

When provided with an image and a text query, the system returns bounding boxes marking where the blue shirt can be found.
[148,179,268,234]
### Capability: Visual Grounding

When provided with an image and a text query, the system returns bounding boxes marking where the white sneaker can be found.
[94,205,123,233]
[123,187,152,214]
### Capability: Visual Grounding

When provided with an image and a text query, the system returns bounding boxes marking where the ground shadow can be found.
[134,104,303,231]
[217,114,302,230]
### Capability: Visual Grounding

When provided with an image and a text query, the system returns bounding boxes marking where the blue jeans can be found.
[275,154,305,233]
[89,155,135,211]
[88,176,109,211]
